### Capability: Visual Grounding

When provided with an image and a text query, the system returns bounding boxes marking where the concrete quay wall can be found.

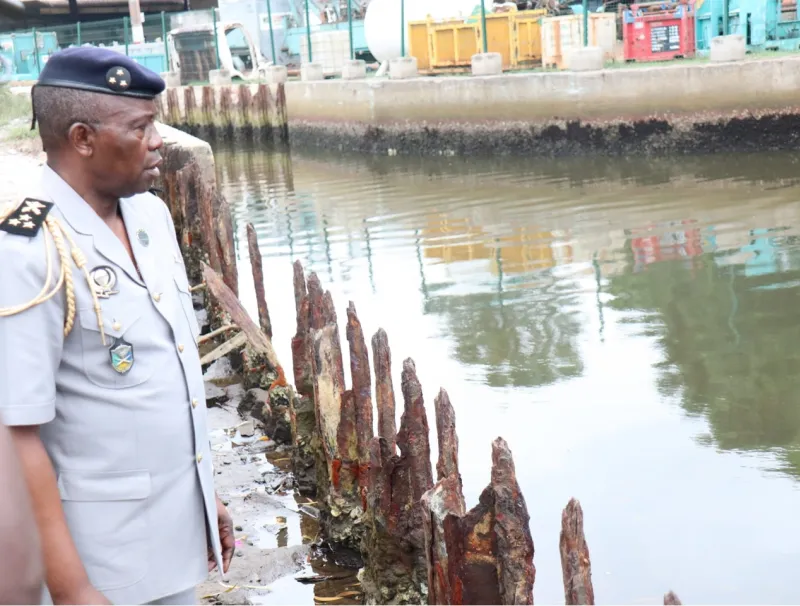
[158,56,800,157]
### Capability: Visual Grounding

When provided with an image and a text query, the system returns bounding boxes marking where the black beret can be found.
[36,46,165,99]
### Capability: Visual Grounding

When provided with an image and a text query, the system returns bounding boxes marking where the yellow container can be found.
[409,8,547,72]
[408,20,432,70]
[515,10,546,65]
[480,9,547,69]
[430,19,479,68]
[540,13,617,69]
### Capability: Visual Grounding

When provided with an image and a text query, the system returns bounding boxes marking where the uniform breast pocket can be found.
[174,270,201,342]
[58,469,150,591]
[79,303,155,389]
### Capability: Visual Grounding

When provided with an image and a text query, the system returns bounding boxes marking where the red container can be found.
[622,1,696,62]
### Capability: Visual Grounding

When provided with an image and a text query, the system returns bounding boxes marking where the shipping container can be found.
[410,8,546,72]
[622,1,695,62]
[430,19,478,68]
[540,13,616,69]
[408,20,431,70]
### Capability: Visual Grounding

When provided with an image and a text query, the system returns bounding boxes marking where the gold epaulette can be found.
[0,198,106,345]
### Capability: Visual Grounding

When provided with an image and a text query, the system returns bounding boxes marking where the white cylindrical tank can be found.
[364,0,491,62]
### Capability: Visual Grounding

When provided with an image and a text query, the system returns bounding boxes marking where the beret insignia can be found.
[106,66,132,92]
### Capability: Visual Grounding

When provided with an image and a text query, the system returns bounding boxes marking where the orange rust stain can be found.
[268,365,288,391]
[434,562,447,602]
[453,577,464,604]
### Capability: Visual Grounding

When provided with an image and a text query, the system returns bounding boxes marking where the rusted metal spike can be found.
[434,388,460,484]
[491,437,535,605]
[664,591,682,605]
[560,498,593,606]
[246,223,272,339]
[371,328,397,452]
[398,358,434,503]
[422,473,466,606]
[346,302,374,493]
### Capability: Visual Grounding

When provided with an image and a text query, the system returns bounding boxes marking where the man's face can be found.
[88,97,163,199]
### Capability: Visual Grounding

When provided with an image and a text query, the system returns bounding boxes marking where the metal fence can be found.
[0,8,223,83]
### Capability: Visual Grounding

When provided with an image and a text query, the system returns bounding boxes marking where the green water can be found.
[216,145,800,604]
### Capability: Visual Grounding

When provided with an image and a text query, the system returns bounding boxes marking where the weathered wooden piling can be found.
[158,121,698,606]
[159,125,237,294]
[157,82,288,143]
[246,223,272,339]
[372,329,397,452]
[560,499,594,605]
[346,303,374,509]
[254,83,274,135]
[421,428,535,605]
[361,358,434,605]
[290,262,317,495]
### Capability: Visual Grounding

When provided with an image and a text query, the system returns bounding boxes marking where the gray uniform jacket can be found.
[0,165,222,604]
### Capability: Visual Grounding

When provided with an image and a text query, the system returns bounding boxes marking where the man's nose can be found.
[148,126,164,151]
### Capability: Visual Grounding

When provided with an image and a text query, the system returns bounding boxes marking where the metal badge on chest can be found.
[89,265,119,299]
[89,264,134,374]
[109,337,134,374]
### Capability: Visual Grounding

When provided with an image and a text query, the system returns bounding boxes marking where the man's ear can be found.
[67,122,95,158]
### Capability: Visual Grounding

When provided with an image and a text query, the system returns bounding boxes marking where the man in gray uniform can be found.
[0,47,234,604]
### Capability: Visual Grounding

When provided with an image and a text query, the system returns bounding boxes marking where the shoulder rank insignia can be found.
[0,198,54,238]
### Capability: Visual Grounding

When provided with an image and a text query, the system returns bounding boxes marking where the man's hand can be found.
[208,494,234,574]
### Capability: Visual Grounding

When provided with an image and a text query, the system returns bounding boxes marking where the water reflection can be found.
[609,224,800,473]
[214,144,800,604]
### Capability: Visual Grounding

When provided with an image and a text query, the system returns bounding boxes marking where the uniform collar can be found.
[41,164,147,288]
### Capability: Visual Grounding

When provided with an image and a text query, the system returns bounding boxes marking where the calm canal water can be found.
[215,145,800,605]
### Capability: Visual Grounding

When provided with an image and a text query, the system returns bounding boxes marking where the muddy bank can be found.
[286,109,800,157]
[198,399,361,606]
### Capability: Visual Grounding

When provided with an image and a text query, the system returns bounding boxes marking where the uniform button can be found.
[178,343,185,353]
[196,453,203,463]
[112,321,122,331]
[153,293,162,303]
[191,398,198,409]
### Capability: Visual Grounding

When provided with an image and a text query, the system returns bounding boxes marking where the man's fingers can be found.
[221,531,234,573]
